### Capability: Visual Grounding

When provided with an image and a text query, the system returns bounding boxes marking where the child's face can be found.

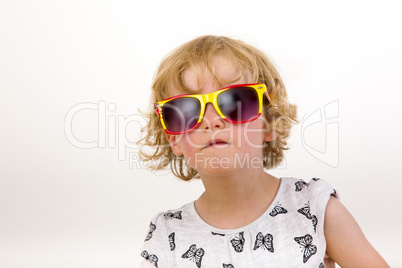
[166,55,276,176]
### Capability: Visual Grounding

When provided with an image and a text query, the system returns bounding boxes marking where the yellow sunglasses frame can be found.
[154,83,270,134]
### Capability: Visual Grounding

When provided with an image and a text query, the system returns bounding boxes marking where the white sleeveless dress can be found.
[140,177,338,268]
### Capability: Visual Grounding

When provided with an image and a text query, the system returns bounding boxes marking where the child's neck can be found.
[194,168,280,230]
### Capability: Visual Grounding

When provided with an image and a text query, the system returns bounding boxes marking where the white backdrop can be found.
[1,1,401,267]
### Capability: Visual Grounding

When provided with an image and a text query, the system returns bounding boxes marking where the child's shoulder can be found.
[280,176,338,198]
[148,201,195,226]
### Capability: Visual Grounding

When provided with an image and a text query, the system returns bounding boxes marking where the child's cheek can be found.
[181,132,205,150]
[240,120,266,149]
[176,134,202,161]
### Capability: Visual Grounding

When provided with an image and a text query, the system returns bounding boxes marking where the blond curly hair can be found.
[138,35,299,181]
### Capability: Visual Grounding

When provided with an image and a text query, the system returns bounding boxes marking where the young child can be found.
[138,35,388,267]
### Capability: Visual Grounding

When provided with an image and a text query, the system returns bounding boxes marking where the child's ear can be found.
[264,130,277,142]
[166,134,183,156]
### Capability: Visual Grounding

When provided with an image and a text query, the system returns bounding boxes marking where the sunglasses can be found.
[154,83,270,135]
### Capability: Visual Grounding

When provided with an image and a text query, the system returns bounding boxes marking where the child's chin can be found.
[193,158,242,176]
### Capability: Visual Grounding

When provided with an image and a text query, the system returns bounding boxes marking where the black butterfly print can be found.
[253,232,274,252]
[269,202,288,217]
[141,250,159,267]
[168,232,176,251]
[222,264,234,268]
[297,203,313,219]
[294,234,317,263]
[230,231,245,253]
[332,189,337,196]
[319,263,324,268]
[182,244,204,268]
[312,215,318,233]
[211,232,225,236]
[298,203,318,232]
[312,177,321,182]
[164,210,182,220]
[295,180,308,191]
[145,222,156,241]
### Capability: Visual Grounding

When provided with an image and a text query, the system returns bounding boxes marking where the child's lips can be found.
[203,139,229,149]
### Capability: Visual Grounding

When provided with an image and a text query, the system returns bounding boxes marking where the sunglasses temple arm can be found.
[264,91,271,103]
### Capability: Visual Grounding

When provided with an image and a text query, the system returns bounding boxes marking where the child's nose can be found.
[200,103,225,130]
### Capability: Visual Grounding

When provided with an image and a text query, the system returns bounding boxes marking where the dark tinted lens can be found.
[217,87,259,122]
[162,97,201,133]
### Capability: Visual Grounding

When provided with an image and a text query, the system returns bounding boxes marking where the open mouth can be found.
[204,139,229,149]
